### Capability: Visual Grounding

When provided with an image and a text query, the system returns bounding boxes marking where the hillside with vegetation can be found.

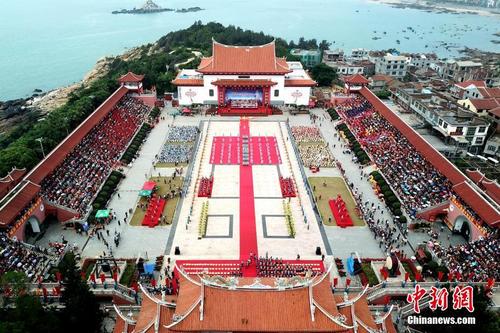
[0,22,326,177]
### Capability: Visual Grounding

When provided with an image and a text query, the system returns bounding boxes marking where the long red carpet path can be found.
[239,119,258,276]
[174,118,325,279]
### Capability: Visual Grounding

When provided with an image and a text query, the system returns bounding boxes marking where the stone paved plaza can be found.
[35,106,466,269]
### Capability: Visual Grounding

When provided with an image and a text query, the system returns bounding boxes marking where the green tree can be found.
[375,90,391,99]
[0,271,28,299]
[319,39,331,52]
[310,63,338,87]
[59,253,103,333]
[0,294,59,333]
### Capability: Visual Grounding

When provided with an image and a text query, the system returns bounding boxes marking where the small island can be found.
[112,0,203,15]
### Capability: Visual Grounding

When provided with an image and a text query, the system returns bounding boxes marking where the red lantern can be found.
[80,271,86,280]
[333,277,338,287]
[100,273,106,284]
[346,278,351,287]
[448,272,454,282]
[404,272,410,282]
[113,271,118,282]
[131,282,139,293]
[90,273,96,283]
[151,278,157,288]
[55,271,62,282]
[438,271,444,281]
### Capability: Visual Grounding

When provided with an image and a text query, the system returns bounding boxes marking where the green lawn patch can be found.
[308,177,364,226]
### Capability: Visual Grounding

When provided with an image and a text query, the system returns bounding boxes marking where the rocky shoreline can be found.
[0,45,150,133]
[370,0,500,17]
[112,7,203,15]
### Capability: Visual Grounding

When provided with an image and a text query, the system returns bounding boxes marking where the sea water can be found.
[0,0,499,100]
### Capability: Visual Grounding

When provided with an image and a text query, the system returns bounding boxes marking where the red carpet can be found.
[210,136,241,164]
[249,136,281,164]
[141,197,166,227]
[177,119,328,278]
[210,135,280,165]
[239,119,258,277]
[328,196,354,228]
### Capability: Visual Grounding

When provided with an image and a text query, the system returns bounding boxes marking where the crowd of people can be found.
[0,232,60,281]
[336,98,452,216]
[166,125,198,142]
[291,126,323,143]
[332,150,409,255]
[434,234,499,282]
[158,144,193,164]
[297,143,334,167]
[41,96,150,214]
[291,126,334,167]
[256,257,319,278]
[157,126,198,164]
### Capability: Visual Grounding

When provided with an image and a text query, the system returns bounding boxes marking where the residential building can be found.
[392,85,491,155]
[484,135,500,158]
[326,61,364,76]
[405,53,437,70]
[373,53,408,79]
[450,80,487,99]
[290,48,322,67]
[459,98,500,116]
[322,49,344,62]
[441,59,484,82]
[368,74,395,92]
[350,48,369,60]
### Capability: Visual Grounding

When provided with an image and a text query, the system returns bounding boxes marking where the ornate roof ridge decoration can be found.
[139,283,176,307]
[311,298,354,329]
[312,263,334,287]
[356,316,384,333]
[197,274,318,291]
[211,37,276,49]
[175,263,202,286]
[374,304,394,324]
[337,285,369,308]
[165,295,202,329]
[113,304,137,325]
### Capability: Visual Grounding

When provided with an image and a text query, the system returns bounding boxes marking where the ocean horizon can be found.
[1,0,499,101]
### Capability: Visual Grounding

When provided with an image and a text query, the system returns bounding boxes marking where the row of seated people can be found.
[165,126,198,142]
[291,126,323,143]
[197,177,213,197]
[228,99,259,109]
[279,177,296,197]
[41,96,150,214]
[257,257,319,278]
[0,232,59,281]
[433,234,499,283]
[336,97,452,216]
